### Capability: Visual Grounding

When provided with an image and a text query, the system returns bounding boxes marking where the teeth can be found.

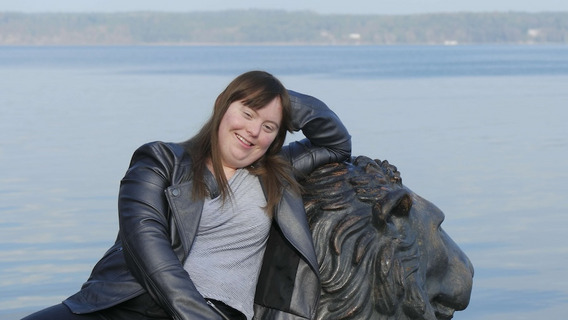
[236,134,252,146]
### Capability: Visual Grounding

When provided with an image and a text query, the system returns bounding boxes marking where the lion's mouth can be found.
[432,302,455,320]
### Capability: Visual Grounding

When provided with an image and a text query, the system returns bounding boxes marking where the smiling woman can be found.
[21,70,352,320]
[186,71,297,212]
[216,98,282,179]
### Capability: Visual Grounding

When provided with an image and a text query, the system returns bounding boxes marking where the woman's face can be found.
[217,97,282,176]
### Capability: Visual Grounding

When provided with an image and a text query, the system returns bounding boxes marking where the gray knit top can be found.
[183,168,272,320]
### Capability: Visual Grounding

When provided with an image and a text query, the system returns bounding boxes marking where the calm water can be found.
[1,45,567,319]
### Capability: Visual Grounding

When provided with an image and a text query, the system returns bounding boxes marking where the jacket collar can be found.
[275,190,319,273]
[165,182,203,259]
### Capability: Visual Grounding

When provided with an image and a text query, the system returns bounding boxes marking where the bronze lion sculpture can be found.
[301,156,474,320]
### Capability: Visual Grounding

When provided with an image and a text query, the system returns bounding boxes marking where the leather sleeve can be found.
[118,142,221,320]
[282,90,352,180]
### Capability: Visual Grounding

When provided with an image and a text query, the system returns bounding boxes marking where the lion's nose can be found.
[438,242,474,311]
[466,254,474,277]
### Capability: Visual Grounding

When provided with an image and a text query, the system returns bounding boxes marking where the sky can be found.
[0,0,567,15]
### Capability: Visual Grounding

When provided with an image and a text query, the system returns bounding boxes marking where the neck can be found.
[206,160,237,180]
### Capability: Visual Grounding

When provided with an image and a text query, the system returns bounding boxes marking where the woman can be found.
[23,71,351,320]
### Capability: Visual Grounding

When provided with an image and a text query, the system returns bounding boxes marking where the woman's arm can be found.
[118,142,221,320]
[282,90,352,179]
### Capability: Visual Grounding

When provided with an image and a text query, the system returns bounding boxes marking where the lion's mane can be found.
[301,156,431,320]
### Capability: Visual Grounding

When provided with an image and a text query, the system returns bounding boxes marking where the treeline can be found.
[1,10,567,45]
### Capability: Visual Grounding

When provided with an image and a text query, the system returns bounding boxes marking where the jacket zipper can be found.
[206,300,231,320]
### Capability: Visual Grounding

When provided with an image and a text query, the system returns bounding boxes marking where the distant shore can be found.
[1,10,567,45]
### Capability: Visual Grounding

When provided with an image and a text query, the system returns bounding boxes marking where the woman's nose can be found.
[246,121,261,137]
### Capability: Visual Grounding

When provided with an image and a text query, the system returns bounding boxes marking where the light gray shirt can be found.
[183,169,271,320]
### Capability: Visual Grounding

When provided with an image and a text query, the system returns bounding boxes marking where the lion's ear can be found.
[378,189,413,220]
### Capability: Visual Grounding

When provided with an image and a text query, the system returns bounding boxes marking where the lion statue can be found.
[300,156,474,320]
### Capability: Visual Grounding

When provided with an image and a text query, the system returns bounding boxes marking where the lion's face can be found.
[403,191,474,319]
[301,156,473,320]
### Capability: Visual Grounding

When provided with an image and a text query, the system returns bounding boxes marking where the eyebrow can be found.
[245,106,281,129]
[266,120,280,129]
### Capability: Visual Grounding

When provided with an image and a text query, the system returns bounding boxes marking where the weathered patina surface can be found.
[301,156,474,320]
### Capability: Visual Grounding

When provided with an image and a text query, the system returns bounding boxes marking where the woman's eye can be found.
[263,124,275,132]
[243,111,252,119]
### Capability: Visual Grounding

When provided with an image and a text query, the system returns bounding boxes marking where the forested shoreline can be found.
[1,10,567,45]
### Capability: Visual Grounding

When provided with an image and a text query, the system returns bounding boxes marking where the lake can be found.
[1,45,567,319]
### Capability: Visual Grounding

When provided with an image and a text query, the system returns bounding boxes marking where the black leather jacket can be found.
[63,90,351,320]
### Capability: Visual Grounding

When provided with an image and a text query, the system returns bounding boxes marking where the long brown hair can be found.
[184,70,300,215]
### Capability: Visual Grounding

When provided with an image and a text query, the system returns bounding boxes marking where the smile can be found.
[236,133,253,146]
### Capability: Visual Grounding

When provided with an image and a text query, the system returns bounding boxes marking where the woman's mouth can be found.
[236,133,253,147]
